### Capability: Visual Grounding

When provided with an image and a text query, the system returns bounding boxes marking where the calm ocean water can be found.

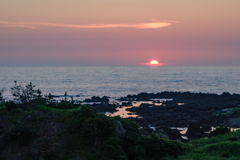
[0,66,240,100]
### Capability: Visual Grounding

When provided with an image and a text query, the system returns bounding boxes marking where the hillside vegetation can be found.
[0,104,187,160]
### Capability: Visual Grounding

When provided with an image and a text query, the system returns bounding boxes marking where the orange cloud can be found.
[0,21,173,29]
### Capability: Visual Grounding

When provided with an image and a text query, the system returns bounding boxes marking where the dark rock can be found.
[84,96,109,103]
[186,123,204,138]
[201,124,212,131]
[199,117,210,125]
[142,126,154,135]
[162,127,183,141]
[155,129,168,139]
[111,92,240,139]
[139,103,152,108]
[93,103,118,113]
[121,102,132,106]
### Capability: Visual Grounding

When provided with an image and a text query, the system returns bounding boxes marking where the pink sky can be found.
[0,0,240,66]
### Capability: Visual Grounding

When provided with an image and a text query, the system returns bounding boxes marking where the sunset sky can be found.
[1,0,240,66]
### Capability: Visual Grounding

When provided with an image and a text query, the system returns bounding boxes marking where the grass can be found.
[214,108,240,116]
[179,130,240,159]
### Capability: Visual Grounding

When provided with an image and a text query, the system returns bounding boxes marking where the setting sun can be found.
[150,60,159,65]
[142,60,166,66]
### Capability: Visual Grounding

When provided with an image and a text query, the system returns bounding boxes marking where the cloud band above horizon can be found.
[0,21,173,29]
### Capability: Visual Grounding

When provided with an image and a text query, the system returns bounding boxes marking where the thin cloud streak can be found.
[0,21,173,29]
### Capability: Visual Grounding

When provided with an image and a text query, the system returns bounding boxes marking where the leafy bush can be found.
[88,133,185,160]
[180,130,240,159]
[91,137,128,160]
[81,113,115,139]
[63,105,115,141]
[202,141,240,156]
[209,127,231,137]
[5,123,36,146]
[220,151,230,158]
[126,134,185,159]
[63,105,97,134]
[5,100,18,111]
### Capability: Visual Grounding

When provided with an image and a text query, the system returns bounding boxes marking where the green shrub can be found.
[81,113,115,139]
[125,134,185,160]
[5,100,18,111]
[5,123,36,146]
[54,100,81,109]
[202,141,240,156]
[91,137,128,160]
[64,105,97,133]
[209,127,231,137]
[220,151,230,158]
[227,137,238,141]
[181,130,240,159]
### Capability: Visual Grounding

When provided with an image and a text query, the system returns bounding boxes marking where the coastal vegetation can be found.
[178,129,240,160]
[0,82,240,159]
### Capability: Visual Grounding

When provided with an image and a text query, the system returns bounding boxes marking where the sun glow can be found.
[150,60,159,65]
[142,60,166,66]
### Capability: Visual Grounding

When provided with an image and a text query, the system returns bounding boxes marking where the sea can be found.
[0,66,240,100]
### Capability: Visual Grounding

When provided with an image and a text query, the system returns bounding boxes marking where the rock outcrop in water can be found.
[84,96,109,103]
[98,92,240,140]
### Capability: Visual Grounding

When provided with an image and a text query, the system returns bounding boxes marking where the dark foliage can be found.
[5,100,18,111]
[5,123,36,146]
[91,134,184,160]
[209,127,231,137]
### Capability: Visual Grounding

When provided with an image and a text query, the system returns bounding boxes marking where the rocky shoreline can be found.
[90,91,240,142]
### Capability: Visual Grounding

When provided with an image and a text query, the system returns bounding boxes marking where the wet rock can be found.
[121,102,132,106]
